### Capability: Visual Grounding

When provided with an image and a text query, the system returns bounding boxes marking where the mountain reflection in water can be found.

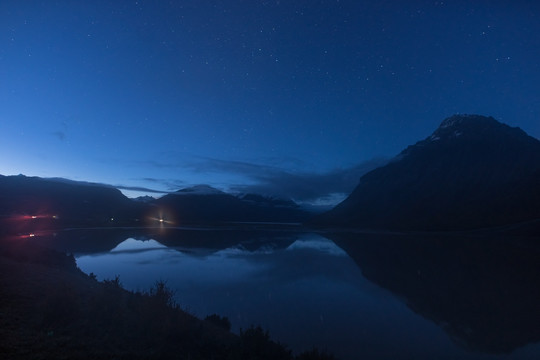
[35,228,540,359]
[330,231,540,356]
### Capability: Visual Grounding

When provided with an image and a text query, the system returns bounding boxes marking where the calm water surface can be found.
[50,228,540,360]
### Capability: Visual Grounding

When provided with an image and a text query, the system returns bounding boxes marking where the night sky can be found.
[1,1,539,205]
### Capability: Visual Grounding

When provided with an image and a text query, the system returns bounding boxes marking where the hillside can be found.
[318,115,540,230]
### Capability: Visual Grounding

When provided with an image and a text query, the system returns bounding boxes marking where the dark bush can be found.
[229,325,292,360]
[148,279,177,309]
[296,347,338,360]
[205,313,231,331]
[103,275,122,289]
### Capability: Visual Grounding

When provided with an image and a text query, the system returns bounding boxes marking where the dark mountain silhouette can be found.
[319,115,540,230]
[0,175,144,233]
[133,195,156,203]
[151,185,310,225]
[329,231,540,354]
[0,177,310,234]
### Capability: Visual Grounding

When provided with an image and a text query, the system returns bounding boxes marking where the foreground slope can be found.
[319,115,540,230]
[0,238,335,360]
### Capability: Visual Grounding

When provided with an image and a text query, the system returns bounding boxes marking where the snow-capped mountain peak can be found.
[174,184,225,195]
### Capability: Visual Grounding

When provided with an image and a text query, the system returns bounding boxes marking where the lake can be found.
[41,228,540,360]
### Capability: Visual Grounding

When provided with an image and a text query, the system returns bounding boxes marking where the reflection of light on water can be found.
[17,230,56,239]
[5,213,60,239]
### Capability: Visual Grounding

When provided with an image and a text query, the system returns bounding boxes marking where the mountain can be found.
[133,195,157,203]
[0,177,312,232]
[318,115,540,230]
[0,175,144,232]
[151,185,310,225]
[174,184,226,195]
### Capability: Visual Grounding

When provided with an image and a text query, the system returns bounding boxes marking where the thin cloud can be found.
[184,157,388,203]
[133,177,186,191]
[51,131,66,141]
[51,121,69,141]
[114,184,171,194]
[104,154,388,204]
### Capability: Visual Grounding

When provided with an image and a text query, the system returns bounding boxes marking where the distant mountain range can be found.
[3,114,540,233]
[0,176,311,235]
[318,115,540,231]
[151,185,310,225]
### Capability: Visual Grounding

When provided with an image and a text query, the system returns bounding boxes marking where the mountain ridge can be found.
[0,175,311,233]
[318,114,540,231]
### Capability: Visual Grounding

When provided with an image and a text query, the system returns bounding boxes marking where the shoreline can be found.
[0,237,335,360]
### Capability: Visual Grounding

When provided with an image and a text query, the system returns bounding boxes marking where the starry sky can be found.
[1,1,539,204]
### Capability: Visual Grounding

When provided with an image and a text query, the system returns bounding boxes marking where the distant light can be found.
[159,219,164,223]
[110,218,114,221]
[52,215,58,219]
[31,216,37,219]
[29,233,35,237]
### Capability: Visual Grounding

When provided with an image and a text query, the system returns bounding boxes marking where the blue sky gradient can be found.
[1,1,539,203]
